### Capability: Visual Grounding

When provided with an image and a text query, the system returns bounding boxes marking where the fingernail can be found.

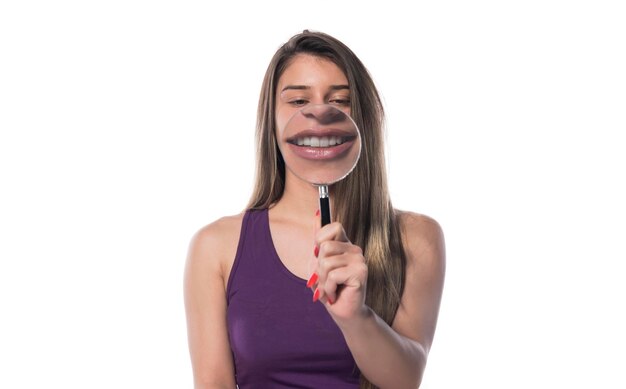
[312,288,320,302]
[315,209,320,216]
[314,245,319,257]
[327,297,334,305]
[306,273,318,288]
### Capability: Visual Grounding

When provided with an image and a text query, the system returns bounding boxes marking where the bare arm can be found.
[184,217,242,389]
[344,213,445,388]
[314,212,445,388]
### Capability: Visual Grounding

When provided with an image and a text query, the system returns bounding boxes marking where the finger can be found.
[316,252,351,281]
[314,253,351,302]
[315,222,350,248]
[320,266,351,304]
[314,242,363,294]
[318,240,362,259]
[320,263,367,305]
[314,250,364,304]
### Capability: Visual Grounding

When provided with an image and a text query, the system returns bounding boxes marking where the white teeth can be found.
[294,136,344,147]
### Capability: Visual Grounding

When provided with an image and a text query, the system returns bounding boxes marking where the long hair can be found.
[247,31,406,389]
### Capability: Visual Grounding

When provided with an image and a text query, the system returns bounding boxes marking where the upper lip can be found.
[286,127,356,142]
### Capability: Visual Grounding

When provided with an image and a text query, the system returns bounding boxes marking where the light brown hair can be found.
[247,31,406,389]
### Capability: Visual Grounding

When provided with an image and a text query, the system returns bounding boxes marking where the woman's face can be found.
[275,54,351,121]
[274,54,360,185]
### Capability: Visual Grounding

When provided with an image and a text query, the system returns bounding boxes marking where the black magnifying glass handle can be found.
[318,185,331,227]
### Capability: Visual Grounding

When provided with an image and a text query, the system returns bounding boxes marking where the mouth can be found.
[283,127,358,161]
[287,135,352,148]
[284,137,356,161]
[286,128,357,149]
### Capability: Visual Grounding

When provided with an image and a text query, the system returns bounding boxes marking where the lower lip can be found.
[287,139,355,161]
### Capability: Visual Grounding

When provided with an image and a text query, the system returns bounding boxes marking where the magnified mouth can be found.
[288,135,352,148]
[285,130,357,161]
[286,128,357,149]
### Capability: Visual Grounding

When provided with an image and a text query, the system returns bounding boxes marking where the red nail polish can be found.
[327,297,334,305]
[315,209,320,216]
[306,273,318,288]
[314,245,319,257]
[312,288,320,302]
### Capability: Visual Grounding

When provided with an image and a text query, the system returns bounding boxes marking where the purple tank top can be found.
[226,209,360,388]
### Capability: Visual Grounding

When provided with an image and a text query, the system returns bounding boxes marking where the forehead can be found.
[278,54,348,89]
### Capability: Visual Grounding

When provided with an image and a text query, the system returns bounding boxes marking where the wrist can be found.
[335,305,375,334]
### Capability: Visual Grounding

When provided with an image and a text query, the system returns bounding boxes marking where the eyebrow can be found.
[280,84,350,93]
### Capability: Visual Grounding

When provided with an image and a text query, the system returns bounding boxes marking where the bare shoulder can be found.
[186,213,245,283]
[184,213,244,386]
[191,213,245,249]
[391,210,446,353]
[396,210,446,269]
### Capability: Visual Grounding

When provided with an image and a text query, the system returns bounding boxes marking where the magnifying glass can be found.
[278,104,361,226]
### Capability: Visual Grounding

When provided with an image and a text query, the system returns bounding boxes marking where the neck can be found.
[272,170,325,222]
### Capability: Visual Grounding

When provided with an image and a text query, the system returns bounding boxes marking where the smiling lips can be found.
[286,129,356,160]
[294,135,346,147]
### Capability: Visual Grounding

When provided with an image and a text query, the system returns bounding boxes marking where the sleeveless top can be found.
[226,209,360,388]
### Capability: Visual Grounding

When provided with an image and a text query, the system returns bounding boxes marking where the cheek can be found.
[274,107,293,140]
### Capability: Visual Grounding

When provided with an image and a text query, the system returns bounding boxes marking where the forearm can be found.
[338,307,427,389]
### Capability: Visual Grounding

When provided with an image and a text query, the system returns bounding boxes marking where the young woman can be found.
[184,30,446,389]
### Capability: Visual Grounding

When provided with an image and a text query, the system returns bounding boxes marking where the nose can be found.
[301,104,348,125]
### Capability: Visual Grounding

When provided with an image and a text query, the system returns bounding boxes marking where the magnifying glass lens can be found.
[278,104,361,186]
[277,104,362,226]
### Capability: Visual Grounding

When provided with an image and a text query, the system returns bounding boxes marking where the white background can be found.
[1,1,625,388]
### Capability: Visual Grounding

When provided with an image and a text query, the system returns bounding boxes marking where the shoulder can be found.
[186,212,246,281]
[191,213,245,249]
[390,210,446,353]
[184,214,244,385]
[396,210,446,272]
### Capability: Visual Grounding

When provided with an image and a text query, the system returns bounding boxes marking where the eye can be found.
[289,99,308,107]
[329,98,351,106]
